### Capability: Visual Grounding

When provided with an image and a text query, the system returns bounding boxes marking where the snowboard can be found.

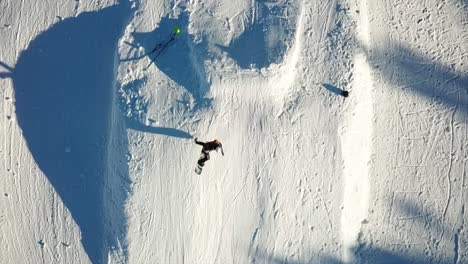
[194,152,207,174]
[194,164,203,174]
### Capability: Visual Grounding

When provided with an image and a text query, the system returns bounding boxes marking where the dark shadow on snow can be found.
[354,247,444,264]
[0,62,13,78]
[369,43,468,118]
[1,1,133,263]
[0,72,11,79]
[123,12,210,104]
[117,76,193,139]
[254,236,454,263]
[322,83,349,97]
[354,198,459,264]
[118,12,207,136]
[216,20,270,69]
[253,196,462,264]
[126,118,192,139]
[218,1,298,69]
[255,249,454,264]
[257,44,467,264]
[254,250,342,264]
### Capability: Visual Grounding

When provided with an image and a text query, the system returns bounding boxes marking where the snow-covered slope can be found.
[360,1,468,263]
[0,0,466,263]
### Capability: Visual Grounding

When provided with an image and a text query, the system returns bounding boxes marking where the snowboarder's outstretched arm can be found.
[194,137,205,147]
[219,146,224,156]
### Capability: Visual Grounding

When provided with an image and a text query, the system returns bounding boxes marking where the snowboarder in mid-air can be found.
[194,138,224,174]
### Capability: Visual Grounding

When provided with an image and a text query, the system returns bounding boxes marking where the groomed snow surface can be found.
[0,0,467,263]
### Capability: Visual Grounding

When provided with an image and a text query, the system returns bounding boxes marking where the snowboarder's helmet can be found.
[214,139,221,145]
[173,26,181,34]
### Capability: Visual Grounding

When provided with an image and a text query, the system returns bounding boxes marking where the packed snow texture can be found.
[0,0,467,263]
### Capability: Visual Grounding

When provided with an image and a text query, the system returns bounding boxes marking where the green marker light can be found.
[174,26,181,34]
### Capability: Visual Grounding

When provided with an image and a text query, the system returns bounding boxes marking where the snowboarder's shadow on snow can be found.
[126,118,192,139]
[117,76,193,139]
[0,2,133,263]
[322,83,349,97]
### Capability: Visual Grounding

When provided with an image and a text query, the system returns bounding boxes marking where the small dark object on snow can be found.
[38,240,45,248]
[322,83,349,98]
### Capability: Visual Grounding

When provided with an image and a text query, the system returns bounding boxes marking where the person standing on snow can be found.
[194,138,224,173]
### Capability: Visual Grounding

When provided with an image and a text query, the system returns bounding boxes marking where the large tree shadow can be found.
[253,250,342,264]
[255,249,453,264]
[252,191,468,264]
[254,227,454,262]
[0,2,132,263]
[354,195,463,264]
[369,43,468,119]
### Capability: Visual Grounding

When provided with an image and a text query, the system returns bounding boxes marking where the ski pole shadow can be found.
[322,83,349,97]
[1,2,133,263]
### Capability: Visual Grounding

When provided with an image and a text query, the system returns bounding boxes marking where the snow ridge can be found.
[340,0,373,262]
[340,52,373,263]
[270,3,304,101]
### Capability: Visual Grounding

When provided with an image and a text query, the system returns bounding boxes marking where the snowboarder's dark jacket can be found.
[195,139,224,155]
